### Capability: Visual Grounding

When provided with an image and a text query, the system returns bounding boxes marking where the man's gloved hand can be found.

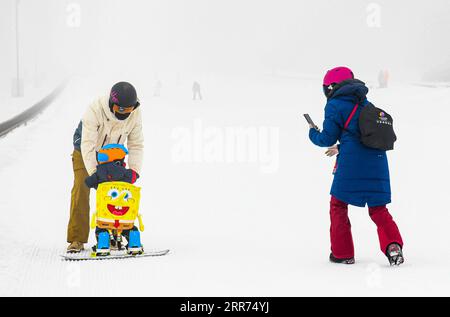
[85,174,99,189]
[123,169,140,184]
[131,170,139,184]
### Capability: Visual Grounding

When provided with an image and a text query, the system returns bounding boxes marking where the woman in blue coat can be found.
[309,67,404,265]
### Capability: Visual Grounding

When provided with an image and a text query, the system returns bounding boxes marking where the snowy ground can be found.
[0,75,449,297]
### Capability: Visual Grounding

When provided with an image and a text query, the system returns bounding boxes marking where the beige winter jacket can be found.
[80,96,144,176]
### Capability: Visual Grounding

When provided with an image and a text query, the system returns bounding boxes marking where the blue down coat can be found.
[309,80,391,207]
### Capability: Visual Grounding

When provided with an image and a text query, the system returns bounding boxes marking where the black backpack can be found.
[344,102,397,151]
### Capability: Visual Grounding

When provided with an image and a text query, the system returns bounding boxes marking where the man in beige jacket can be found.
[67,82,144,253]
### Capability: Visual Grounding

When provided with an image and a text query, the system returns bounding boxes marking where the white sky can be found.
[0,0,449,88]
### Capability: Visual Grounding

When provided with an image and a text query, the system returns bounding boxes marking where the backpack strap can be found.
[343,103,359,130]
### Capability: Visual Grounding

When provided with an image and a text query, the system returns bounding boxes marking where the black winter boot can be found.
[329,253,355,264]
[386,243,404,266]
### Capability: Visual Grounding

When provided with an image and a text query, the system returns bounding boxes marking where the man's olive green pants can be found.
[67,149,90,243]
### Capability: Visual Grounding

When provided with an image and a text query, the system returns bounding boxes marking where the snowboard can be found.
[61,249,170,261]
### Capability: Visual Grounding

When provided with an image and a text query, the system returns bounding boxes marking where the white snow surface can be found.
[0,75,449,297]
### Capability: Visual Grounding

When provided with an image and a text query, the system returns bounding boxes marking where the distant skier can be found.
[154,80,162,97]
[308,66,404,265]
[192,81,202,100]
[378,69,389,88]
[67,82,144,253]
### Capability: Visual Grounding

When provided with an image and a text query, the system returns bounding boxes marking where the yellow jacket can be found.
[80,96,144,176]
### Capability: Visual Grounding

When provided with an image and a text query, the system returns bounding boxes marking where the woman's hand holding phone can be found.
[304,114,320,131]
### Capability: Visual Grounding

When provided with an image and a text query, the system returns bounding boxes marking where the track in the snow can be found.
[0,80,69,138]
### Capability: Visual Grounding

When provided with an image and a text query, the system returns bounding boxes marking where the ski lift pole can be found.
[14,0,22,97]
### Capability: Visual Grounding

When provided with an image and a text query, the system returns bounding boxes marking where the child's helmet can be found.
[323,66,354,98]
[97,144,129,164]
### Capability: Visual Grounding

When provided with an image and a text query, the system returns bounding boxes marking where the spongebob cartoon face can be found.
[95,182,141,231]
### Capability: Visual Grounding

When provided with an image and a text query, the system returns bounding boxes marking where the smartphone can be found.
[303,114,315,126]
[303,114,319,131]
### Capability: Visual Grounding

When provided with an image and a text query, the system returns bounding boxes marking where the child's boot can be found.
[127,229,143,255]
[95,231,111,256]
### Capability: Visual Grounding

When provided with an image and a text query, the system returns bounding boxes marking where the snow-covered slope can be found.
[1,76,449,296]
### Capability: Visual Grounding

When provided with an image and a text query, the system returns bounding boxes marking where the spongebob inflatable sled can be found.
[90,181,144,256]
